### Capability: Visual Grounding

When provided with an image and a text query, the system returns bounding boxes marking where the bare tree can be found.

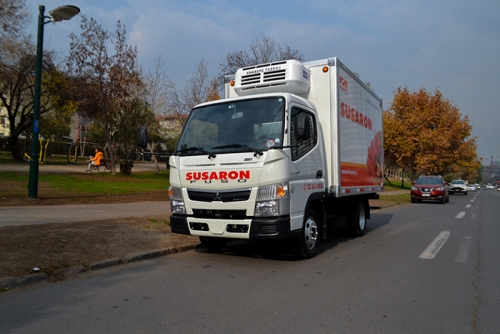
[143,55,174,116]
[166,60,212,120]
[218,33,304,79]
[182,60,210,110]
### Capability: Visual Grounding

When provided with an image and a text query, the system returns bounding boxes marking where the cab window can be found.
[290,107,317,161]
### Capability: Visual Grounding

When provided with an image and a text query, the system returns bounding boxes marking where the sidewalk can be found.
[0,201,171,227]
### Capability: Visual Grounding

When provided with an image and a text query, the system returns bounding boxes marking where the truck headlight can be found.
[169,186,186,214]
[255,183,289,217]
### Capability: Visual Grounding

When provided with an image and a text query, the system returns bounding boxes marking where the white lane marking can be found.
[465,204,471,208]
[455,236,472,263]
[456,212,466,219]
[419,230,451,260]
[471,213,476,219]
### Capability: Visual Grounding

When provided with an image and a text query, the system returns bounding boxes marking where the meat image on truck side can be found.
[166,57,384,258]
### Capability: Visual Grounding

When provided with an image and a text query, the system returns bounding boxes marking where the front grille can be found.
[188,189,251,202]
[418,187,434,192]
[192,209,247,219]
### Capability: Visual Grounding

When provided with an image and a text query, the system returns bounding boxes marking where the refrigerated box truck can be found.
[168,57,384,258]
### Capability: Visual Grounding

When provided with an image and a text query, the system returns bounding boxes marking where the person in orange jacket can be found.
[86,148,104,172]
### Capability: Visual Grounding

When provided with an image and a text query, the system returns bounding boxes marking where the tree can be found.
[205,78,221,102]
[383,87,480,180]
[144,55,174,116]
[40,70,78,141]
[218,33,304,79]
[0,36,72,159]
[67,16,143,174]
[0,0,31,40]
[165,60,218,120]
[113,99,159,174]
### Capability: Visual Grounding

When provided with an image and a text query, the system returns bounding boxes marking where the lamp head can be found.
[49,5,80,22]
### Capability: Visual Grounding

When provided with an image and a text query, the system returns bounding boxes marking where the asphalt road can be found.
[1,189,499,333]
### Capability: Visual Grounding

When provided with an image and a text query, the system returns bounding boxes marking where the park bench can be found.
[91,158,117,172]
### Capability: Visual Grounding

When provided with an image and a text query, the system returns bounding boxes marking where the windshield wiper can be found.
[212,143,263,156]
[175,147,216,159]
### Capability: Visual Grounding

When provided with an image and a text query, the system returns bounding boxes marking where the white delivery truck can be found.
[168,57,384,258]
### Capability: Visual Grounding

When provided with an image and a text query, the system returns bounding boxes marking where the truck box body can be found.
[225,58,384,195]
[169,57,383,258]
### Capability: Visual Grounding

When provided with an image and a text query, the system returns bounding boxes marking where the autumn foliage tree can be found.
[384,87,480,181]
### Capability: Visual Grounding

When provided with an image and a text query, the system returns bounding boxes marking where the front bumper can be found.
[170,214,293,240]
[449,187,467,193]
[411,191,446,201]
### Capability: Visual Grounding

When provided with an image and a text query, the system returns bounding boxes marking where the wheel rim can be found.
[304,216,318,249]
[358,206,366,231]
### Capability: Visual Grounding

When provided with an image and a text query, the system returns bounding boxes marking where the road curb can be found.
[0,243,200,292]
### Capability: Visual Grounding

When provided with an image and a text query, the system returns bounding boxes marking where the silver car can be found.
[466,184,477,191]
[449,179,468,195]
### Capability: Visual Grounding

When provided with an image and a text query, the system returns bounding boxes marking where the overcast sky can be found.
[27,0,500,163]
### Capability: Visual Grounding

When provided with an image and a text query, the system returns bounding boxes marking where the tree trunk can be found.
[401,167,405,189]
[148,142,161,174]
[7,136,24,161]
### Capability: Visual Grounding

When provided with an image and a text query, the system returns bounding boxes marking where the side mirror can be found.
[137,126,148,149]
[295,114,310,141]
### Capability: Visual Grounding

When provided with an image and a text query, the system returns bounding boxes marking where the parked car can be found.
[485,183,494,189]
[449,179,468,195]
[411,175,449,204]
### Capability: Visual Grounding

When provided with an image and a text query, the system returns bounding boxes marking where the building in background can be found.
[482,157,500,183]
[156,114,187,139]
[0,106,9,138]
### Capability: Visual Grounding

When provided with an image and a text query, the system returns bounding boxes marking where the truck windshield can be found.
[176,97,285,156]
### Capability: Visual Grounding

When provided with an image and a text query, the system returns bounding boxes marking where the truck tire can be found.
[349,201,367,237]
[199,237,229,251]
[294,209,320,259]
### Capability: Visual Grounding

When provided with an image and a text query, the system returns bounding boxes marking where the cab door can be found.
[288,105,325,231]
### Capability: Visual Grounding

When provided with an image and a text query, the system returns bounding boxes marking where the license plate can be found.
[422,194,430,197]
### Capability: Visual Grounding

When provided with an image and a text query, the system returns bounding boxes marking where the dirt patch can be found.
[0,214,199,282]
[0,189,198,283]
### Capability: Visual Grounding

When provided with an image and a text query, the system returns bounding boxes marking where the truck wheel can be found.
[294,209,320,259]
[199,237,229,251]
[349,201,367,237]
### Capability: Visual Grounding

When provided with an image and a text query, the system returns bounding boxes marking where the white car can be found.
[466,184,477,191]
[449,179,468,195]
[486,183,494,189]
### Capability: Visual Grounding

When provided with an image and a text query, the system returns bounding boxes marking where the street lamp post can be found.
[28,5,80,199]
